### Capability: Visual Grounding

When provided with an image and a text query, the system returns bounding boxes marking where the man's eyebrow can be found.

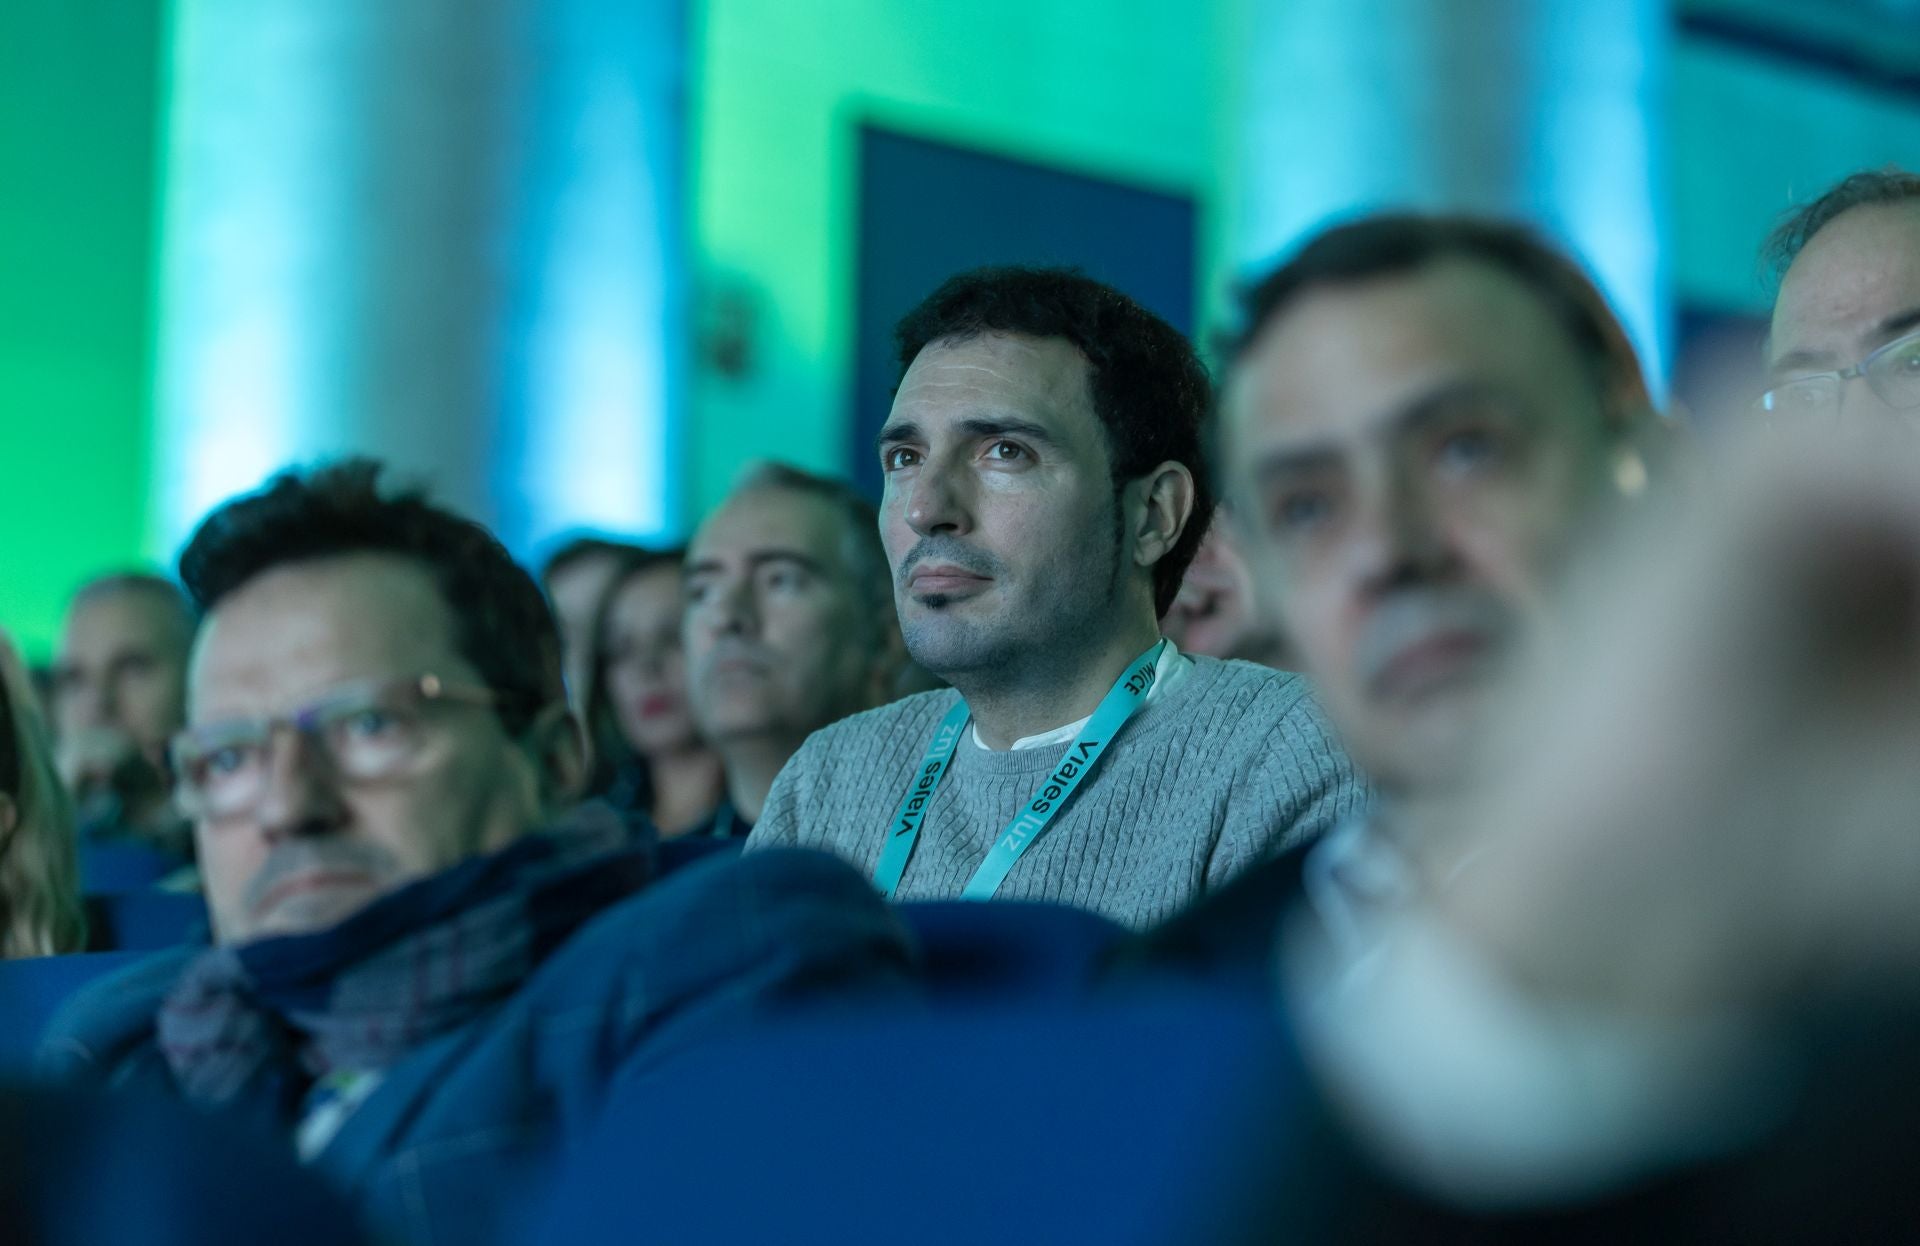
[1771,307,1920,377]
[1768,346,1838,377]
[746,550,825,574]
[877,415,1061,452]
[683,558,723,580]
[876,421,920,450]
[1247,380,1519,483]
[952,416,1059,446]
[1874,305,1920,343]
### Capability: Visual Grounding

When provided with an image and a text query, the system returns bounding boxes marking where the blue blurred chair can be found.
[85,891,209,951]
[0,952,149,1069]
[895,900,1124,998]
[655,836,742,876]
[534,993,1300,1246]
[77,839,182,893]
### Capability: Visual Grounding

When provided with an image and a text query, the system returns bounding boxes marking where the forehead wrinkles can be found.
[897,337,1094,429]
[189,557,460,719]
[1773,206,1920,359]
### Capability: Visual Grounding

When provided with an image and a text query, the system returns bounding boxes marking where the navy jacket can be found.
[43,848,918,1246]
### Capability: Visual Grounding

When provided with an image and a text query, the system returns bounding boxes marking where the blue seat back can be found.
[656,836,742,876]
[85,891,209,951]
[535,994,1299,1246]
[895,900,1124,997]
[0,952,150,1069]
[78,839,182,893]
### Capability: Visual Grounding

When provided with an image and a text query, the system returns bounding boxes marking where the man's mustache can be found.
[896,537,1003,586]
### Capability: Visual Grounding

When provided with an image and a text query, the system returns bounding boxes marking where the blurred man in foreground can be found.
[43,461,913,1245]
[683,463,907,835]
[50,574,196,857]
[1117,214,1659,977]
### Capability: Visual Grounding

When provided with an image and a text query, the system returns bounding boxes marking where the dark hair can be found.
[734,462,893,626]
[581,546,686,794]
[1226,214,1651,424]
[893,266,1214,616]
[1763,167,1920,279]
[178,459,563,731]
[539,536,640,589]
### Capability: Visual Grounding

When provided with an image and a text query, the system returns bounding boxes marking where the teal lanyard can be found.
[872,640,1168,901]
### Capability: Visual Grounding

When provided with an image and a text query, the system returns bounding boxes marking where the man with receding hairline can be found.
[1759,168,1920,430]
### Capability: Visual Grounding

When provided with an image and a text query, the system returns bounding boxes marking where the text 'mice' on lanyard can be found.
[873,639,1168,901]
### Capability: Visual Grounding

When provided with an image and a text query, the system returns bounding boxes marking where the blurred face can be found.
[189,554,551,944]
[602,564,701,757]
[548,551,625,701]
[878,333,1134,680]
[1223,260,1614,795]
[53,589,189,751]
[684,489,890,747]
[1164,520,1288,666]
[1768,202,1920,428]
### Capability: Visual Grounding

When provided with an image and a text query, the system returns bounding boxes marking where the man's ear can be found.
[528,705,589,812]
[1127,461,1197,573]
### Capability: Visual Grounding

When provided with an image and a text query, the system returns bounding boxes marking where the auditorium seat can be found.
[533,993,1299,1246]
[78,839,182,893]
[0,951,149,1069]
[895,901,1124,998]
[656,835,743,875]
[85,891,209,952]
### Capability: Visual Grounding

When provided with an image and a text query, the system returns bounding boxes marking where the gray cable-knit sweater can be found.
[746,657,1369,929]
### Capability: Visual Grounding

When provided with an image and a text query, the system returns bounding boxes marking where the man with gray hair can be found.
[1759,167,1920,429]
[682,463,908,835]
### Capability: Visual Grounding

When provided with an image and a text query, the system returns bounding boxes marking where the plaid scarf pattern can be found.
[157,804,650,1111]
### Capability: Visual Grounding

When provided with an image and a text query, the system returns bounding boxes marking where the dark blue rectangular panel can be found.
[852,125,1198,496]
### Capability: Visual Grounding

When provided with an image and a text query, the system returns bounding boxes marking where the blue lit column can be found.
[150,0,686,557]
[1230,0,1670,379]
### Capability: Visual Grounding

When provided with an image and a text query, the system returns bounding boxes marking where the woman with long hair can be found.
[0,632,87,955]
[581,550,731,838]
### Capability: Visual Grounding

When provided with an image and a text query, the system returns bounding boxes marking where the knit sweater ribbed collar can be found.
[948,651,1227,779]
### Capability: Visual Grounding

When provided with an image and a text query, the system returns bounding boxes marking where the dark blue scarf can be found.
[157,804,651,1112]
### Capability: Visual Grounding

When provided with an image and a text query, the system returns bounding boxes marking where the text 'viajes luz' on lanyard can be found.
[872,639,1168,902]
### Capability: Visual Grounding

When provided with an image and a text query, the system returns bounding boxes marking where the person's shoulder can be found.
[799,689,963,760]
[1174,657,1318,722]
[523,848,911,1003]
[39,945,201,1081]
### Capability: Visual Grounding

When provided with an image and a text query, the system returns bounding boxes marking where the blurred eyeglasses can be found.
[170,673,511,820]
[1756,326,1920,419]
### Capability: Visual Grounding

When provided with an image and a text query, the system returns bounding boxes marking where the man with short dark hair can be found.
[683,462,906,834]
[43,460,914,1245]
[748,267,1364,928]
[1760,167,1920,429]
[51,574,196,854]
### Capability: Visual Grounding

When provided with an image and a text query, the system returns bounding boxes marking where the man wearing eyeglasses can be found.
[42,460,913,1246]
[1760,168,1920,426]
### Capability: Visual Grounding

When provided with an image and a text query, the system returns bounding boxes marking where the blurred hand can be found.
[1422,425,1920,1017]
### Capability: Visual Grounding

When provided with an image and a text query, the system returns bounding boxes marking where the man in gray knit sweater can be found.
[746,268,1365,928]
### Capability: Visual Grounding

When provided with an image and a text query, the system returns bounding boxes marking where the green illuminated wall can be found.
[688,0,1231,517]
[0,0,166,661]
